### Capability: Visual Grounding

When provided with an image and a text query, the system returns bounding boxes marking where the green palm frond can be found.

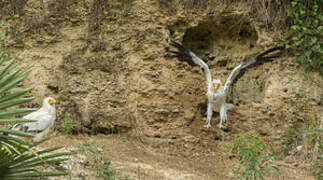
[0,28,69,179]
[0,53,36,148]
[0,108,37,118]
[0,146,69,180]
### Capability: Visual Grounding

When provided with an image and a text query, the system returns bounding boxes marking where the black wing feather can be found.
[232,46,283,90]
[169,41,197,66]
[256,46,284,60]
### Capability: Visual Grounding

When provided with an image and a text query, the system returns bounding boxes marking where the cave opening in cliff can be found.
[182,15,259,62]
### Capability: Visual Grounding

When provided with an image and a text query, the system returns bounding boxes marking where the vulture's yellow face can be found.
[213,82,219,90]
[48,98,56,105]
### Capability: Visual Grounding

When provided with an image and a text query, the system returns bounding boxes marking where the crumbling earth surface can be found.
[1,0,322,179]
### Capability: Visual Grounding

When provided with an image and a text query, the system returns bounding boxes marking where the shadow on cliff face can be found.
[175,14,267,107]
[182,14,258,59]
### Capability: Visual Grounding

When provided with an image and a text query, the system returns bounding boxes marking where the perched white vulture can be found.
[12,97,56,142]
[170,41,282,128]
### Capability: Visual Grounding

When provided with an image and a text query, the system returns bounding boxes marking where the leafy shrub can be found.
[233,134,279,180]
[279,0,322,75]
[77,141,116,180]
[280,88,322,179]
[63,112,81,136]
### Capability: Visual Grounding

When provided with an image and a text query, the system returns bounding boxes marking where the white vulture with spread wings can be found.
[12,97,56,142]
[170,41,282,128]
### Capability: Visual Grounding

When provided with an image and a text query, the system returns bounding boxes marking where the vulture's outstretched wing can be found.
[169,41,214,88]
[223,46,283,95]
[170,41,217,128]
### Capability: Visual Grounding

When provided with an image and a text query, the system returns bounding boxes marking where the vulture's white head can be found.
[213,79,222,91]
[43,97,56,107]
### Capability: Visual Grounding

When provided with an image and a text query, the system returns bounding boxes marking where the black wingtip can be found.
[234,46,284,84]
[169,40,197,66]
[170,40,190,53]
[256,46,284,60]
[169,40,179,49]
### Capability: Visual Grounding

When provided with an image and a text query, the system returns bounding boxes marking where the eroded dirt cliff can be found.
[1,0,322,179]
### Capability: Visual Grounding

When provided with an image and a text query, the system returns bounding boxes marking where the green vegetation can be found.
[282,121,322,179]
[281,116,321,158]
[279,0,322,75]
[280,88,322,179]
[137,165,141,180]
[63,112,81,136]
[124,174,131,180]
[63,112,73,136]
[233,134,279,180]
[77,141,132,179]
[77,141,116,180]
[0,23,69,179]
